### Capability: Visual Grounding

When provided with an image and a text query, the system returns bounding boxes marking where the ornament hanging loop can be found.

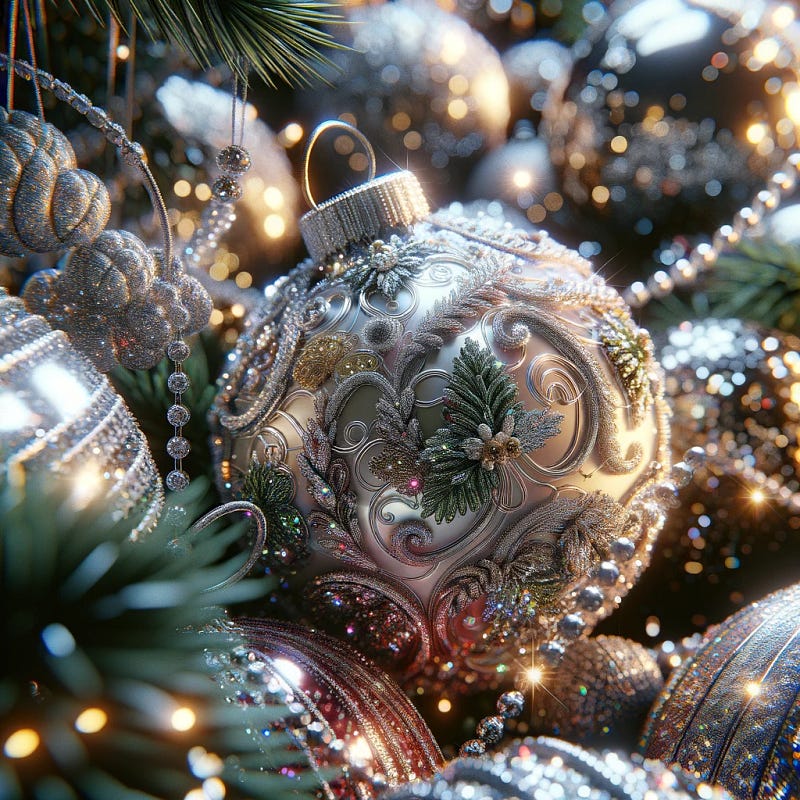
[189,501,267,593]
[302,120,377,209]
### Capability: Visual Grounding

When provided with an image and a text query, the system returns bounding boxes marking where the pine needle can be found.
[70,0,346,87]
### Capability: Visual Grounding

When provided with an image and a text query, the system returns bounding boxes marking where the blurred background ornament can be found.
[466,121,569,232]
[0,473,294,800]
[157,75,301,281]
[383,736,732,799]
[502,38,572,127]
[296,0,510,200]
[215,618,444,799]
[0,108,110,257]
[211,138,672,692]
[642,581,800,800]
[525,635,663,745]
[544,0,800,272]
[0,289,163,536]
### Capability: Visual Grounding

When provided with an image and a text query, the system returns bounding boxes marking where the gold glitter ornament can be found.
[0,108,110,257]
[211,126,672,691]
[0,290,163,537]
[642,581,800,799]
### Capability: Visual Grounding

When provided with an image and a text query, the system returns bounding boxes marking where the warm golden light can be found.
[785,89,800,125]
[447,98,469,120]
[263,214,287,239]
[75,707,108,734]
[746,122,768,145]
[610,135,628,153]
[591,185,610,204]
[174,179,191,198]
[753,38,780,65]
[745,680,762,697]
[512,170,533,189]
[171,707,197,731]
[195,183,212,202]
[473,72,509,125]
[773,5,795,27]
[4,729,40,758]
[438,698,452,713]
[751,489,765,503]
[527,666,544,685]
[280,122,304,146]
[440,31,467,64]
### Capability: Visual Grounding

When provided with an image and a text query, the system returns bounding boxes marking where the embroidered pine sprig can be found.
[420,339,563,523]
[240,462,308,566]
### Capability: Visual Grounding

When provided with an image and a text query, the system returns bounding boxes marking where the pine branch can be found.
[70,0,346,87]
[0,475,326,800]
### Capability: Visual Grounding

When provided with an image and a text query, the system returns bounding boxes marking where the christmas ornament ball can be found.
[544,0,799,262]
[296,0,509,196]
[642,581,800,799]
[211,165,671,689]
[466,124,562,230]
[528,635,664,744]
[0,290,163,536]
[382,736,732,800]
[215,618,443,798]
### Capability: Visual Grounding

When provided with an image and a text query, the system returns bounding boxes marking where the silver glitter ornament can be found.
[212,618,443,798]
[297,0,509,193]
[642,581,800,799]
[528,635,664,744]
[383,736,732,799]
[22,229,211,372]
[211,151,671,691]
[0,109,110,257]
[0,290,163,537]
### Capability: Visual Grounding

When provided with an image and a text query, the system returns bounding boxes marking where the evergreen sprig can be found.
[702,237,800,334]
[420,339,561,523]
[240,462,309,566]
[0,475,319,800]
[71,0,345,86]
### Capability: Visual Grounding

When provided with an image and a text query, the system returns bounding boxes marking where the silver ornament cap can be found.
[298,121,430,266]
[300,171,430,265]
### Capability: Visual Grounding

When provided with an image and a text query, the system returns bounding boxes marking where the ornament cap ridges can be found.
[299,171,430,265]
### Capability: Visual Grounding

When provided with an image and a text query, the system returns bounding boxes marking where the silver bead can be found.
[167,372,190,393]
[476,715,504,744]
[166,469,190,492]
[166,436,191,459]
[558,613,586,639]
[167,340,191,362]
[458,739,486,757]
[167,404,191,427]
[216,144,252,176]
[538,641,565,667]
[598,561,620,586]
[212,176,242,202]
[611,537,636,561]
[497,690,524,719]
[578,586,604,611]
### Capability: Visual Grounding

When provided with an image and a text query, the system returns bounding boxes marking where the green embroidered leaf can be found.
[420,339,562,523]
[240,463,308,564]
